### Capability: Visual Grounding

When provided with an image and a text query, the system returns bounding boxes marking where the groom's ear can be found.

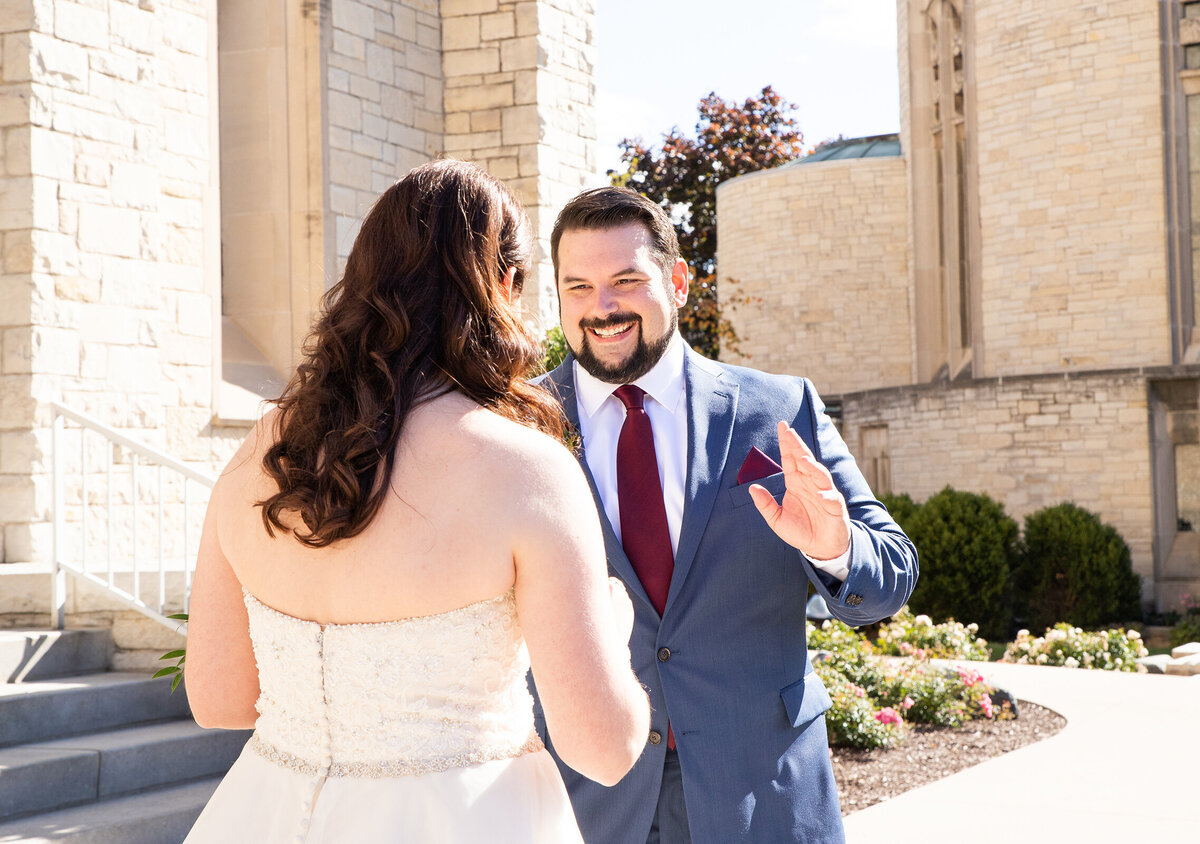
[670,258,689,307]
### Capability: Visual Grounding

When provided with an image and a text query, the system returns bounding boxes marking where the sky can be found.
[593,0,901,178]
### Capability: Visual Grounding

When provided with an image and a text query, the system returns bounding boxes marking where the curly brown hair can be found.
[259,159,566,547]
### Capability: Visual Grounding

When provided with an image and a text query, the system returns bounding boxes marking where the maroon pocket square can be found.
[737,447,784,485]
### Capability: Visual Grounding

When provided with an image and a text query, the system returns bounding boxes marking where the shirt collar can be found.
[574,332,686,420]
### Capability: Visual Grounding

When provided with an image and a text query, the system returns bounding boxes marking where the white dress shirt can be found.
[572,333,850,581]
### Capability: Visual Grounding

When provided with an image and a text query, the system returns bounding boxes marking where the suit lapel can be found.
[664,349,738,616]
[543,360,657,614]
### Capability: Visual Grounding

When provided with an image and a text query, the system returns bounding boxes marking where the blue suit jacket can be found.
[534,347,918,844]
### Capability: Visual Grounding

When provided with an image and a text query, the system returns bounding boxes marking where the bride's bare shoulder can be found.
[422,395,582,493]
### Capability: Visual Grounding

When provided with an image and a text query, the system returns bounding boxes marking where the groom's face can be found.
[555,223,688,384]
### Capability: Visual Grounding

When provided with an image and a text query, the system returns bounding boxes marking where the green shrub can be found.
[1015,503,1142,632]
[540,326,568,373]
[903,487,1019,640]
[1002,624,1148,672]
[878,492,920,533]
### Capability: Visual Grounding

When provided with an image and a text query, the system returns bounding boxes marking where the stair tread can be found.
[0,672,158,697]
[0,777,219,843]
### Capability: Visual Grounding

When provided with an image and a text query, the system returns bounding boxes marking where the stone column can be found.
[441,0,597,332]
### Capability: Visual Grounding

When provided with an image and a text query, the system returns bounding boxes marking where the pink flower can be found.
[874,707,903,726]
[979,693,994,719]
[902,696,914,710]
[852,685,865,698]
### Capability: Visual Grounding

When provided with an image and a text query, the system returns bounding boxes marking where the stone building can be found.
[719,0,1200,613]
[0,0,597,656]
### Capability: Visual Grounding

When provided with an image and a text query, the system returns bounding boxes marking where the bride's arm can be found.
[184,475,261,730]
[511,438,650,787]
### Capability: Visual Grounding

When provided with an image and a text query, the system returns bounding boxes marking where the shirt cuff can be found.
[806,543,850,583]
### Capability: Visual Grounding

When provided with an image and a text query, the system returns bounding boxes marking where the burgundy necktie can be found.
[615,385,677,749]
[614,385,675,615]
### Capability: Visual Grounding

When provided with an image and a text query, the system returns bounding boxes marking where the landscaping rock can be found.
[1163,653,1200,676]
[1136,654,1172,674]
[1170,641,1200,659]
[989,685,1020,719]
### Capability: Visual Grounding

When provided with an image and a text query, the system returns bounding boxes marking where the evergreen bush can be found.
[903,487,1019,640]
[879,492,920,533]
[1015,503,1142,631]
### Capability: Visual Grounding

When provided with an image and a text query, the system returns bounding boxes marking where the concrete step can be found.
[0,721,251,821]
[0,777,220,844]
[0,673,190,748]
[0,630,113,683]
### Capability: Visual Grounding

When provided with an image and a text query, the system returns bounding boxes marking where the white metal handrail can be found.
[50,401,216,632]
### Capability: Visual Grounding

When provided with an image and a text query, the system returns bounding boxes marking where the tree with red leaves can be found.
[609,86,805,358]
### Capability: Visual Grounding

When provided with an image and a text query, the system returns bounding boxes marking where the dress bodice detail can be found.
[243,588,543,778]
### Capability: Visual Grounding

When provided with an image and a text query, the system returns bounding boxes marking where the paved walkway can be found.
[841,661,1200,844]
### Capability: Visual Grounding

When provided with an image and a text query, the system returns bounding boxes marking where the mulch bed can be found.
[832,700,1066,816]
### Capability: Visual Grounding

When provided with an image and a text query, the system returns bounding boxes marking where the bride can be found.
[182,159,650,842]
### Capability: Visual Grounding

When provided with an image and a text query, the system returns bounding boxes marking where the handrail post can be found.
[52,412,65,629]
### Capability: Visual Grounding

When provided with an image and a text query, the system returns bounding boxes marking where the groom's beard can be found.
[570,310,676,384]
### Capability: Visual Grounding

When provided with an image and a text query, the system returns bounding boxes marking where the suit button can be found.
[657,647,671,662]
[648,730,663,746]
[846,593,864,607]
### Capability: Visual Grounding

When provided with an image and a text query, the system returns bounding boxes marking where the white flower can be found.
[1126,630,1141,640]
[1064,657,1079,668]
[1016,629,1030,638]
[914,615,932,626]
[1036,654,1048,664]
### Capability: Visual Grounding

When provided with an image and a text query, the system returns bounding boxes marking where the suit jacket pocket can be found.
[780,671,833,729]
[726,470,787,509]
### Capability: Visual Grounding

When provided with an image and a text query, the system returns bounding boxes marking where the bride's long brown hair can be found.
[259,159,565,547]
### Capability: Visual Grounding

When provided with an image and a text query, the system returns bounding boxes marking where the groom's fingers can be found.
[748,483,783,529]
[778,421,834,490]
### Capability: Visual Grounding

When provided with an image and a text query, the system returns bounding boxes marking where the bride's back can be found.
[217,390,541,625]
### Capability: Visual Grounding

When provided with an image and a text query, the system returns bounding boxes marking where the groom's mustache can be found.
[578,312,642,332]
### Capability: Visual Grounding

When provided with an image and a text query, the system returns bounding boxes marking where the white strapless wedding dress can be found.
[184,588,583,843]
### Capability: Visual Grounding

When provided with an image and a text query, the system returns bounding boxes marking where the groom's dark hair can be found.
[550,187,681,283]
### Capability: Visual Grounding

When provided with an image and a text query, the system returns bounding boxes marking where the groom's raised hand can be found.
[748,421,852,562]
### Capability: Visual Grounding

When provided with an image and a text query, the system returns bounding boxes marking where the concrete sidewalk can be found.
[841,661,1200,844]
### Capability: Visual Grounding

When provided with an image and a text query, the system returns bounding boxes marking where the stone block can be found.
[328,90,363,131]
[500,35,537,71]
[442,0,499,15]
[3,32,30,83]
[79,204,141,258]
[442,15,480,50]
[332,0,377,38]
[55,1,110,49]
[480,11,515,41]
[515,2,538,37]
[501,103,539,145]
[444,81,513,112]
[109,1,158,55]
[161,5,206,57]
[365,41,394,83]
[444,46,499,77]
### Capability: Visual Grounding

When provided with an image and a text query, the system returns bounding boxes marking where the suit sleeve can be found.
[795,378,918,627]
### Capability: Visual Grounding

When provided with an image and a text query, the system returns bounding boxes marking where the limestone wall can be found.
[842,371,1156,601]
[0,0,239,576]
[718,156,913,394]
[970,0,1170,375]
[327,0,444,271]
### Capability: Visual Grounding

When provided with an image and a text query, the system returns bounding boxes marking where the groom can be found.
[534,186,918,844]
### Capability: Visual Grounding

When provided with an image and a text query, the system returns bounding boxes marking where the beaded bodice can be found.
[243,588,542,778]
